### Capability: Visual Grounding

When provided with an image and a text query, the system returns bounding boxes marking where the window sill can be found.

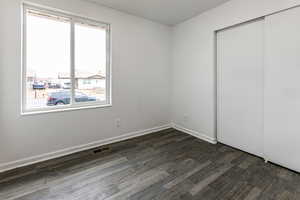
[21,103,112,116]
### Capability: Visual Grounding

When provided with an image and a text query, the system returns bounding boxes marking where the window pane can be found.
[74,23,107,103]
[26,10,71,109]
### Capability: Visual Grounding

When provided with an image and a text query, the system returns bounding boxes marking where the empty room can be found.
[2,0,300,199]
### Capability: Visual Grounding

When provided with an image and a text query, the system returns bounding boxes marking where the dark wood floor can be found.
[1,129,300,200]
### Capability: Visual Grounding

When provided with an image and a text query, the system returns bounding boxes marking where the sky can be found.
[26,13,107,79]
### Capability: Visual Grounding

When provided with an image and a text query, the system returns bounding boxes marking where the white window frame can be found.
[21,3,112,115]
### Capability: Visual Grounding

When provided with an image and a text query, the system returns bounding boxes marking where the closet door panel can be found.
[264,6,300,171]
[217,20,264,157]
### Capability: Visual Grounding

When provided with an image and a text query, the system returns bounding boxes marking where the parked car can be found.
[32,82,46,89]
[63,82,71,89]
[47,91,96,106]
[48,82,61,89]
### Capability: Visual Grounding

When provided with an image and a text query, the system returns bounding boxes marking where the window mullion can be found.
[106,27,111,105]
[70,20,75,105]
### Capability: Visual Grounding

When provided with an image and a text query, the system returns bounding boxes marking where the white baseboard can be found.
[0,124,172,173]
[171,123,217,144]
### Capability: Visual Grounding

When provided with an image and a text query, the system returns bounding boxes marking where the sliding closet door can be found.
[264,7,300,171]
[217,20,264,157]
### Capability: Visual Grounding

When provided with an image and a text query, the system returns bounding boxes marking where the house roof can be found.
[58,71,105,79]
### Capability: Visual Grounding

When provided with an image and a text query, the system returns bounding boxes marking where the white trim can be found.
[171,123,217,144]
[22,2,110,27]
[21,4,27,115]
[0,124,172,173]
[214,31,218,141]
[216,30,222,144]
[21,103,112,116]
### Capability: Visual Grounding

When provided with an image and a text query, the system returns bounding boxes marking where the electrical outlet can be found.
[115,118,121,128]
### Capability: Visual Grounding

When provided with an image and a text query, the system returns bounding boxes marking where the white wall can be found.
[171,0,300,142]
[0,0,171,171]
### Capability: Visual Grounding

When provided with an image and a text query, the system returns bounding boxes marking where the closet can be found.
[217,6,300,172]
[217,19,264,157]
[264,6,300,172]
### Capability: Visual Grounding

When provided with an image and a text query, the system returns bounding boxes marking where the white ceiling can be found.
[85,0,230,26]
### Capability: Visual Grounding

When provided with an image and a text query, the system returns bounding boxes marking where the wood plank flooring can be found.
[1,129,300,200]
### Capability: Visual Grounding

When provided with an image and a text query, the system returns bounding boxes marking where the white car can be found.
[63,82,71,89]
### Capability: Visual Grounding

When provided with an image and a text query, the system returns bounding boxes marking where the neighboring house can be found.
[26,70,36,85]
[27,69,60,87]
[58,71,106,90]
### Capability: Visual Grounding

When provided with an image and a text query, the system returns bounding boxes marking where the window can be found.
[22,4,111,114]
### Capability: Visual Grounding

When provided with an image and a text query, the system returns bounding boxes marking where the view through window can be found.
[23,5,110,113]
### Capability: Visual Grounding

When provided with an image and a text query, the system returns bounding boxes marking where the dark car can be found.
[48,82,61,89]
[33,82,46,89]
[47,91,96,106]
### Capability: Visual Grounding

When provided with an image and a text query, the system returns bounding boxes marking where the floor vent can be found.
[93,147,110,154]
